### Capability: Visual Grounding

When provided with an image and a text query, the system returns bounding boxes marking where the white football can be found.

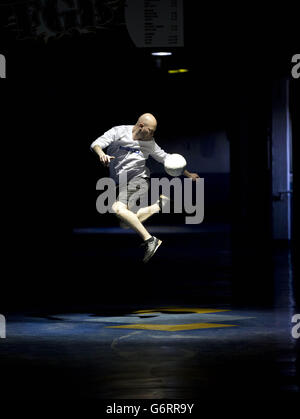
[164,153,187,177]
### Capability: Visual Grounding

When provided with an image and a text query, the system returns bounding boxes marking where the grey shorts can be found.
[116,176,150,212]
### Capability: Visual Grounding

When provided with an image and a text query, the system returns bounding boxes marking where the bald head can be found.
[137,113,157,127]
[133,113,157,141]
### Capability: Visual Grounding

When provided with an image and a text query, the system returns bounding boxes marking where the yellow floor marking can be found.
[106,323,236,331]
[134,308,230,314]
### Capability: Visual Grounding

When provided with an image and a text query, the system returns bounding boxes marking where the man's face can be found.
[139,123,156,141]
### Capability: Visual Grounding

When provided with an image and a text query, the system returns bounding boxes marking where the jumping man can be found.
[91,113,199,263]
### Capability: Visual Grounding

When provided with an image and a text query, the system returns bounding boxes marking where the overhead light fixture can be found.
[168,69,189,74]
[151,52,172,56]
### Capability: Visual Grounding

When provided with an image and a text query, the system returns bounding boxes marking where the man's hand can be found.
[99,153,115,167]
[183,170,200,181]
[188,173,200,181]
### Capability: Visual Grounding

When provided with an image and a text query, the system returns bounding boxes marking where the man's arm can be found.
[92,145,115,167]
[150,142,199,180]
[90,126,118,166]
[183,169,200,181]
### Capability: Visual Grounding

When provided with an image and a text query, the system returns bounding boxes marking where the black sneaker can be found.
[141,236,162,263]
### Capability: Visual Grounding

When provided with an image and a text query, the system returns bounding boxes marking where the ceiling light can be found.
[151,52,172,56]
[168,69,189,74]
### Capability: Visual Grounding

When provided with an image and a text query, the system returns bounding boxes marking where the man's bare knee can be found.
[112,201,128,216]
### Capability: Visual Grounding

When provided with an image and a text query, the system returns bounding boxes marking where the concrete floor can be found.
[1,306,299,400]
[1,227,299,400]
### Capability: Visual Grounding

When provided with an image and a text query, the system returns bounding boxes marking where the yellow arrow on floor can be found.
[133,308,230,314]
[106,308,236,331]
[107,323,236,331]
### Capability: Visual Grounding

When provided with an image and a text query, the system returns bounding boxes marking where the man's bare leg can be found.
[137,195,170,223]
[120,202,159,229]
[136,202,160,223]
[119,195,170,229]
[113,200,163,263]
[112,201,152,241]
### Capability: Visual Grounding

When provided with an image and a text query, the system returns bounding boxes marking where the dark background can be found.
[1,0,299,310]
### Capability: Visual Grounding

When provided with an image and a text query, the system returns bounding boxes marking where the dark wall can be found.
[290,80,300,303]
[1,1,299,309]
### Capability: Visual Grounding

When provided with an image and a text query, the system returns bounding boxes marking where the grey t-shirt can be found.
[91,125,170,183]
